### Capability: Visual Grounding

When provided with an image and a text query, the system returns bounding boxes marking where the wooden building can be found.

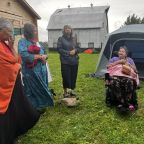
[47,5,109,50]
[0,0,40,48]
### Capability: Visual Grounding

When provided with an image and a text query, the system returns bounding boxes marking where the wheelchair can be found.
[105,73,138,112]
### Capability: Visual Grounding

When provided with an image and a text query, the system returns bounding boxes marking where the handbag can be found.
[121,64,131,75]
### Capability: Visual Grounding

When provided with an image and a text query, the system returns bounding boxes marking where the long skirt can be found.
[23,70,54,109]
[107,76,138,108]
[0,72,40,144]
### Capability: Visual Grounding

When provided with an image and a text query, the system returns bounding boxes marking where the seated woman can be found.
[105,46,139,112]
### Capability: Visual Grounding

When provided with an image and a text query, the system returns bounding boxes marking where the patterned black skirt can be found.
[0,72,40,144]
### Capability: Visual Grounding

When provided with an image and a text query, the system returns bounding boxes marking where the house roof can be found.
[17,0,41,19]
[47,6,109,30]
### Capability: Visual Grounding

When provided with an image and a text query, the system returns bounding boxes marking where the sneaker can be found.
[63,92,70,98]
[70,90,77,97]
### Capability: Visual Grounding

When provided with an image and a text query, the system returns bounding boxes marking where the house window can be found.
[88,42,94,48]
[14,28,23,36]
[20,28,24,35]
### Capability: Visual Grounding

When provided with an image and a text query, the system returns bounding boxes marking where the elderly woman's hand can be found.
[118,59,127,64]
[127,63,138,73]
[70,49,76,56]
[40,54,48,61]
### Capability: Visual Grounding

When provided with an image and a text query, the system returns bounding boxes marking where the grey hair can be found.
[0,17,13,31]
[119,45,128,55]
[24,23,35,40]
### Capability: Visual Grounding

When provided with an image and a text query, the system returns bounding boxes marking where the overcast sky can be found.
[26,0,144,41]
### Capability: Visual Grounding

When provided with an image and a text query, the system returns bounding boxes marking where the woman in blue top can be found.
[18,23,54,111]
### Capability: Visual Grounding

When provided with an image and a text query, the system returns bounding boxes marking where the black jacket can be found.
[57,35,79,65]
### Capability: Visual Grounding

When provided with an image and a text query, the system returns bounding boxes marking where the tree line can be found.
[124,14,144,25]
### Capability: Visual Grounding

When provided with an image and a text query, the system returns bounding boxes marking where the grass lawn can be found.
[18,53,144,144]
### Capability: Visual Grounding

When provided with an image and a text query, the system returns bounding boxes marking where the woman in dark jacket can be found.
[57,25,79,98]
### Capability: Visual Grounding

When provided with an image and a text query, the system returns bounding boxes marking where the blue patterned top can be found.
[18,38,54,108]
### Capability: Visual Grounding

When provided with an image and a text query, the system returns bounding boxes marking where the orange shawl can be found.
[0,42,21,114]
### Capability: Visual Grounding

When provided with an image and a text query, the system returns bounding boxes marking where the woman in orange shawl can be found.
[0,18,40,144]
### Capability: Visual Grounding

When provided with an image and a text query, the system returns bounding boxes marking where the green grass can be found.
[18,53,144,144]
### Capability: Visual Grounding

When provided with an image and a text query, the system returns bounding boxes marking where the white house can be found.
[47,5,110,50]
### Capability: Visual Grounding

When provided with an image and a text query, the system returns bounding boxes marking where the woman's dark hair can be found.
[119,45,128,55]
[24,23,36,40]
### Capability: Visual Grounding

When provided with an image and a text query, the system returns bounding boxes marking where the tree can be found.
[123,14,144,25]
[141,17,144,23]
